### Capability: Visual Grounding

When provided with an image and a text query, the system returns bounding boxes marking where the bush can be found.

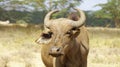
[16,20,28,24]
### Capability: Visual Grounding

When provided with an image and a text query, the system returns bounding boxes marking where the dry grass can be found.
[0,25,45,67]
[0,25,120,67]
[88,27,120,67]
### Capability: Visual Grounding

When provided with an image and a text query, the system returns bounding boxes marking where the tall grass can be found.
[0,25,45,67]
[88,27,120,67]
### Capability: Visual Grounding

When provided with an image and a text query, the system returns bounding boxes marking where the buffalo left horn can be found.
[44,10,59,27]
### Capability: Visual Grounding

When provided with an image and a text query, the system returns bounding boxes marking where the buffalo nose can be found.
[49,46,63,57]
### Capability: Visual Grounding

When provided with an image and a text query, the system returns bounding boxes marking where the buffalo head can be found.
[36,8,86,57]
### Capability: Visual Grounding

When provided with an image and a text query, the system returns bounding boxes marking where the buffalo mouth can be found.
[49,52,64,57]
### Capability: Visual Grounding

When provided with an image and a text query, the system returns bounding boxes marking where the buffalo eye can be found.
[71,27,77,30]
[65,27,78,37]
[41,32,53,39]
[65,30,72,37]
[66,27,77,34]
[66,31,71,35]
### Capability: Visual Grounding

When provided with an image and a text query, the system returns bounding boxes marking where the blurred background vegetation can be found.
[0,0,120,67]
[0,0,120,28]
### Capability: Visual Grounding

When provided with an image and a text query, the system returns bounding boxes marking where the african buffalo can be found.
[36,8,89,67]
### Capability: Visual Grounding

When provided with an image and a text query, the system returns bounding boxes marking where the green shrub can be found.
[16,20,27,24]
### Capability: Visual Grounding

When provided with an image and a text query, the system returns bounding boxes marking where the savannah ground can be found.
[0,24,120,67]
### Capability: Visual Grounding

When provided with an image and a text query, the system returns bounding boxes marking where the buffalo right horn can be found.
[71,8,86,28]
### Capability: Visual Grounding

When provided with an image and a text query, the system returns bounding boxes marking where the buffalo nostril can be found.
[50,47,61,52]
[57,48,60,52]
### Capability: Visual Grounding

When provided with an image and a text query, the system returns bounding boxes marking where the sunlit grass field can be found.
[88,27,120,67]
[0,25,120,67]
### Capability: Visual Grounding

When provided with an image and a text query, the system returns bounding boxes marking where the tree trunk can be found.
[114,18,120,28]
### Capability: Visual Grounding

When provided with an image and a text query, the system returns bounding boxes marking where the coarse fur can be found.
[36,9,89,67]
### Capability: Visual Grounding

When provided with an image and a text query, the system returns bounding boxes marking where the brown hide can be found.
[40,26,89,67]
[36,9,89,67]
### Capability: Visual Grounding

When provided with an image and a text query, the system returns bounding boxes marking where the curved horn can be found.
[44,10,59,27]
[71,8,86,27]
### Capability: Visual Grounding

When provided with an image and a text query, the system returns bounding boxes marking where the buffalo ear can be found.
[35,35,52,44]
